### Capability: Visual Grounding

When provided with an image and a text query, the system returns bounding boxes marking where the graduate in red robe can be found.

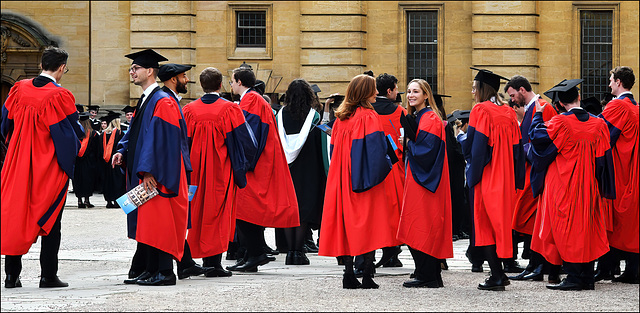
[2,47,83,288]
[462,68,525,291]
[504,75,558,282]
[113,49,191,286]
[228,67,299,272]
[369,73,405,268]
[596,66,639,283]
[529,79,615,291]
[397,79,453,288]
[319,74,399,289]
[183,67,257,276]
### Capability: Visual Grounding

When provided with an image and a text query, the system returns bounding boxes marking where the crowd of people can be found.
[1,47,637,293]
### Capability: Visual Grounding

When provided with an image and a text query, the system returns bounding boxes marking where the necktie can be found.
[135,94,145,111]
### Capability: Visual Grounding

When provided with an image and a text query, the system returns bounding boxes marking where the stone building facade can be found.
[2,1,638,113]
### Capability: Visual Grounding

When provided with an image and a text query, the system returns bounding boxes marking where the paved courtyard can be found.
[1,192,638,312]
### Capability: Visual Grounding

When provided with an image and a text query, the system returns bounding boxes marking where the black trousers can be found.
[236,219,265,258]
[409,247,441,283]
[176,240,196,272]
[5,208,64,278]
[129,242,174,275]
[564,261,595,285]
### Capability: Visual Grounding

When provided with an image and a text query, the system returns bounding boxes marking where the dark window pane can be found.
[580,10,612,99]
[237,11,267,48]
[407,11,438,93]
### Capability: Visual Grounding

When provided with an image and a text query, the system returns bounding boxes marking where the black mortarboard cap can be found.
[122,105,136,114]
[158,63,192,82]
[310,84,321,94]
[253,80,266,95]
[79,112,91,121]
[87,105,100,113]
[125,49,168,69]
[446,110,471,124]
[433,94,451,107]
[100,110,121,123]
[76,104,84,113]
[602,92,615,104]
[581,96,603,115]
[328,94,345,108]
[544,79,582,104]
[363,70,374,77]
[470,67,510,92]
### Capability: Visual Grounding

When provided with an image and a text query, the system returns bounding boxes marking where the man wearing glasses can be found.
[112,49,192,286]
[2,47,84,288]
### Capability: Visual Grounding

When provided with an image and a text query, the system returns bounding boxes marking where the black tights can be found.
[284,222,307,252]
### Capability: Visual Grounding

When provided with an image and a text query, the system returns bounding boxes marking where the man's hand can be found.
[111,153,123,168]
[142,172,157,193]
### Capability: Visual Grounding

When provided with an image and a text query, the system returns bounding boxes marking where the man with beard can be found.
[157,63,217,280]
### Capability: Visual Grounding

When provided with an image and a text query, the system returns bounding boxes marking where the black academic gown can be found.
[99,130,126,202]
[445,122,469,236]
[73,130,99,198]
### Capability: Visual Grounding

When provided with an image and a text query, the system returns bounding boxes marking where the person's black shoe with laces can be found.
[124,271,151,284]
[546,279,583,291]
[178,264,215,280]
[136,272,176,286]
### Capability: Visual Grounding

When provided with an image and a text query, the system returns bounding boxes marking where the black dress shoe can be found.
[285,251,295,265]
[303,240,319,253]
[178,264,215,280]
[375,246,402,268]
[383,257,403,268]
[403,278,441,288]
[508,270,532,280]
[477,276,506,291]
[263,245,279,256]
[353,267,375,278]
[233,254,275,272]
[5,275,22,288]
[548,274,561,284]
[136,272,176,286]
[503,260,526,273]
[39,276,69,288]
[522,271,544,281]
[546,279,583,291]
[583,282,595,290]
[291,251,310,265]
[594,270,615,282]
[343,272,361,289]
[78,201,86,208]
[471,263,484,273]
[205,267,233,277]
[226,258,246,271]
[124,271,151,284]
[612,272,639,284]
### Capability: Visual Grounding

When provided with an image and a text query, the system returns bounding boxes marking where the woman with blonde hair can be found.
[319,74,400,289]
[462,68,525,291]
[397,79,453,288]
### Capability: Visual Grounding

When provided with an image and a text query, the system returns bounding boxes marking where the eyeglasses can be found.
[64,66,69,74]
[129,65,143,73]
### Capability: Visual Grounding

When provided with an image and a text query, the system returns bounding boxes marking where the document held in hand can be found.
[117,184,198,214]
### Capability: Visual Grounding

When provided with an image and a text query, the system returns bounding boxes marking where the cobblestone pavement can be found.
[1,192,638,312]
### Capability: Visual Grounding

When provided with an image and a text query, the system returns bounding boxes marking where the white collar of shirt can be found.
[142,82,159,99]
[205,92,220,96]
[524,94,540,112]
[617,91,633,99]
[168,88,182,102]
[569,106,585,112]
[39,73,57,84]
[239,88,250,101]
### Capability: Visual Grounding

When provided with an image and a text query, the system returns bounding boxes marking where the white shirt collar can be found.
[569,106,585,112]
[205,92,220,96]
[239,88,250,101]
[142,82,159,99]
[524,94,540,112]
[167,88,182,102]
[39,73,57,84]
[617,91,633,98]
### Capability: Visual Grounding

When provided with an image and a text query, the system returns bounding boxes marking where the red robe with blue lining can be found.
[1,78,83,255]
[116,88,191,260]
[235,90,299,228]
[319,107,400,257]
[599,97,639,253]
[183,94,256,258]
[461,101,524,259]
[397,108,453,259]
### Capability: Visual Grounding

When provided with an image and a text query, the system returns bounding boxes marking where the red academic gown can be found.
[512,99,556,235]
[1,78,82,255]
[599,97,639,253]
[116,88,191,260]
[528,109,615,265]
[319,107,401,257]
[183,94,256,258]
[375,104,406,227]
[397,108,453,259]
[235,90,299,228]
[461,101,524,259]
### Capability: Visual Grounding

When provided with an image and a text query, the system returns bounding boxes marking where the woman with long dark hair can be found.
[397,79,453,288]
[318,74,400,289]
[74,114,100,208]
[276,78,327,265]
